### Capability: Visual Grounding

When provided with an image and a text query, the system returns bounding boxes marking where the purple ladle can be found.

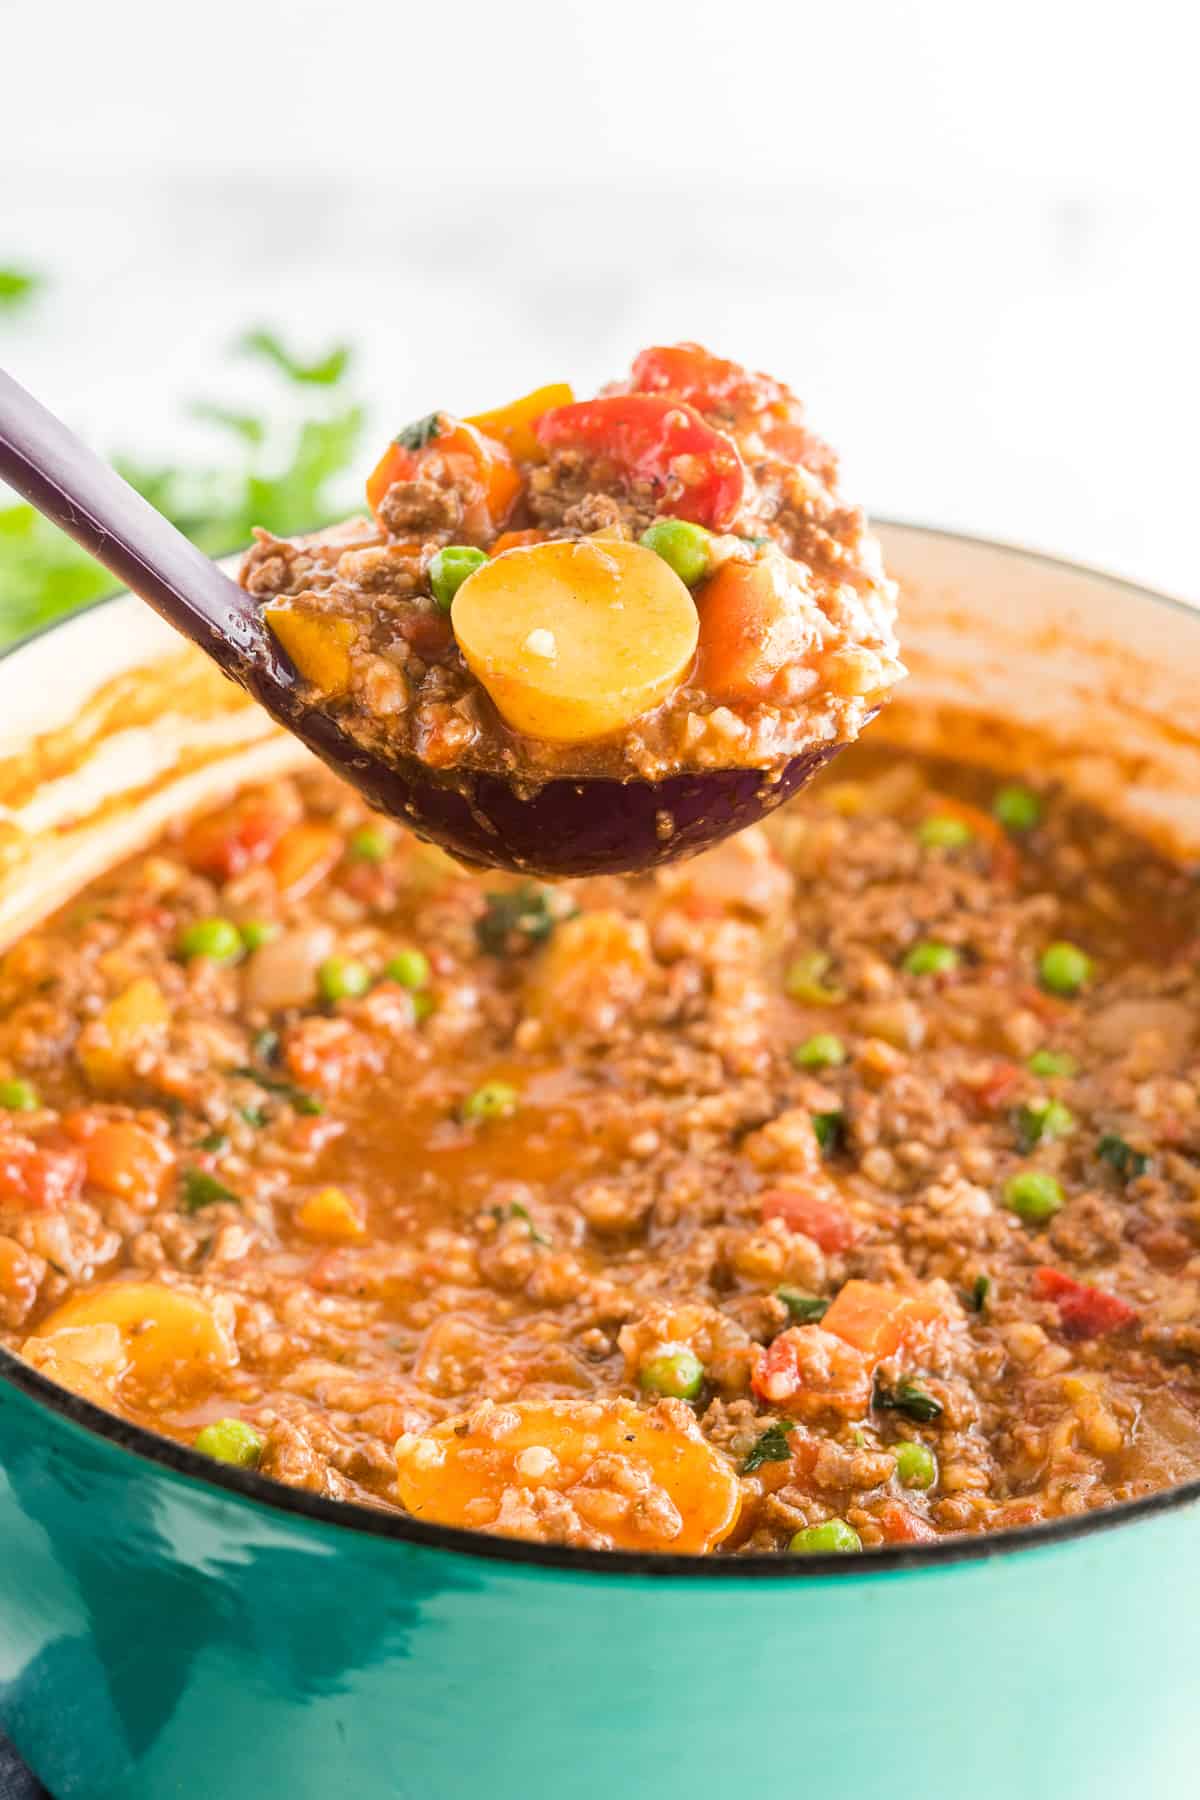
[0,365,845,877]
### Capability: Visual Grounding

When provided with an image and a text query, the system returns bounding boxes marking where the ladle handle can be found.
[0,364,267,673]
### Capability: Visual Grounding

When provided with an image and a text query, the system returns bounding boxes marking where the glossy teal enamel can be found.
[2,1376,1198,1799]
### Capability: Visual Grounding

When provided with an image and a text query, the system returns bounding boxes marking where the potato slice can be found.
[35,1280,236,1395]
[75,977,170,1091]
[450,539,698,744]
[395,1396,740,1553]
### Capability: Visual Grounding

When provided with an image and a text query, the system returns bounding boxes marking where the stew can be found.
[4,747,1200,1554]
[243,344,903,787]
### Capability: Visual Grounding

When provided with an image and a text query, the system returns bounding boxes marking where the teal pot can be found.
[2,526,1198,1799]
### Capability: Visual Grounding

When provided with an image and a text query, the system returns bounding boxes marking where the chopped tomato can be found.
[956,1060,1023,1116]
[397,608,455,661]
[628,343,789,420]
[182,796,292,882]
[0,1134,85,1213]
[760,1186,859,1253]
[1032,1267,1138,1340]
[875,1499,938,1544]
[64,1113,175,1205]
[821,1280,950,1365]
[751,1325,873,1419]
[694,557,816,704]
[533,394,745,530]
[366,415,520,532]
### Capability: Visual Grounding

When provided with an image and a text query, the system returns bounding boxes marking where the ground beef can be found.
[4,745,1200,1554]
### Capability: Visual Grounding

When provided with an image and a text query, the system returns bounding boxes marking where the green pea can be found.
[349,826,390,863]
[792,1033,845,1070]
[0,1078,38,1111]
[178,917,243,963]
[239,920,278,952]
[639,1347,705,1400]
[993,784,1042,832]
[429,545,488,611]
[386,949,431,990]
[916,815,972,850]
[193,1418,264,1469]
[638,518,714,587]
[1003,1169,1065,1222]
[903,941,959,977]
[784,951,844,1005]
[462,1080,518,1123]
[894,1441,937,1491]
[317,956,371,1003]
[1027,1048,1077,1079]
[789,1519,862,1555]
[1038,942,1092,995]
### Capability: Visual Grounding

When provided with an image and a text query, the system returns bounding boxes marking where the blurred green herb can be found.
[1,297,363,651]
[239,327,351,387]
[0,269,41,310]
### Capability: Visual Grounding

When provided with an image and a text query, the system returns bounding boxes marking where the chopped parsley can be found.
[239,327,351,387]
[180,1167,242,1213]
[873,1376,943,1424]
[490,1201,550,1247]
[252,1028,281,1065]
[197,1131,229,1154]
[1096,1133,1152,1183]
[743,1420,797,1473]
[393,411,444,452]
[237,1104,267,1129]
[476,885,560,956]
[776,1288,829,1324]
[812,1110,846,1155]
[229,1068,324,1115]
[969,1274,991,1315]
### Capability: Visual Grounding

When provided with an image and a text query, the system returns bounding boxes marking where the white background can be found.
[3,0,1198,597]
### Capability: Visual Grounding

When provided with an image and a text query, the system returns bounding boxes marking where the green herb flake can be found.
[393,411,445,452]
[180,1167,242,1213]
[197,1131,229,1155]
[1096,1134,1152,1182]
[970,1274,991,1314]
[873,1376,944,1424]
[776,1288,829,1324]
[743,1420,797,1474]
[229,1067,324,1115]
[252,1029,281,1065]
[489,1201,550,1247]
[812,1110,846,1155]
[476,885,559,956]
[237,1104,267,1129]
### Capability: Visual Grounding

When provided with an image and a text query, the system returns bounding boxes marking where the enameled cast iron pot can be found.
[1,526,1198,1800]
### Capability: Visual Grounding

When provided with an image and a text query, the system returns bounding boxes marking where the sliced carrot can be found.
[490,529,550,556]
[821,1279,949,1364]
[694,557,816,705]
[395,1397,740,1554]
[35,1281,236,1394]
[263,605,355,695]
[367,416,521,531]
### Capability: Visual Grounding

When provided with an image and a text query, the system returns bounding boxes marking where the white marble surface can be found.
[2,0,1197,600]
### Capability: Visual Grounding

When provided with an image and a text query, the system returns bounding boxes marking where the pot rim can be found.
[3,519,1198,1581]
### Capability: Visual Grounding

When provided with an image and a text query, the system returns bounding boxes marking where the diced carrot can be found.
[296,1186,366,1243]
[182,796,294,881]
[64,1114,175,1205]
[490,529,550,555]
[263,605,355,695]
[694,557,815,705]
[268,824,344,898]
[76,977,170,1092]
[760,1186,859,1254]
[875,1499,938,1544]
[750,1326,873,1419]
[367,416,521,531]
[0,1134,85,1212]
[821,1280,950,1365]
[467,383,574,462]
